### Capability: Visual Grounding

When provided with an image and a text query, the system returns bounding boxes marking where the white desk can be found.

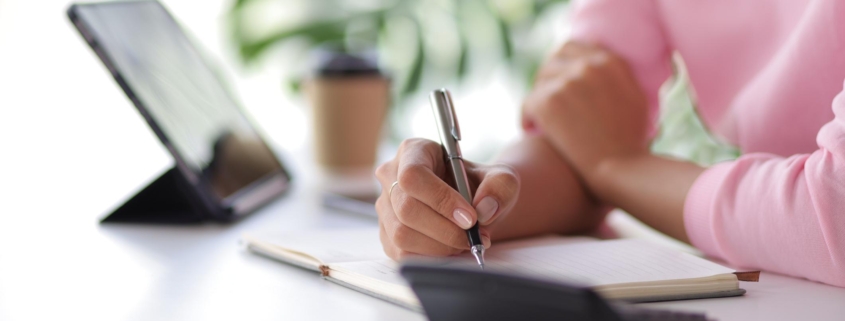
[2,0,845,319]
[3,177,845,321]
[0,179,417,321]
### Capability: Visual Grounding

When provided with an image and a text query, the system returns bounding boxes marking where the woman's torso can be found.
[657,0,845,155]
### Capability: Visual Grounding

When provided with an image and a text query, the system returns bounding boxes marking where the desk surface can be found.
[2,179,845,321]
[3,0,845,320]
[0,187,410,321]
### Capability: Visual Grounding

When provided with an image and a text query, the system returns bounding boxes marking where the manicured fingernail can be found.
[452,208,473,229]
[476,197,499,224]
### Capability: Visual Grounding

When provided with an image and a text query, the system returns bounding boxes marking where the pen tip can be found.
[471,244,486,270]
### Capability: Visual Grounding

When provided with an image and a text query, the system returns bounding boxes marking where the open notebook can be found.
[243,228,748,310]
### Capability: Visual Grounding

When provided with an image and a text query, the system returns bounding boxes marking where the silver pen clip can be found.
[442,89,461,141]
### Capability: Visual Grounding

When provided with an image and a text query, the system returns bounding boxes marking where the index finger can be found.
[395,139,477,230]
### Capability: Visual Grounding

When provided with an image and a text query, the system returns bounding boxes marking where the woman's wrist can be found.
[582,153,652,206]
[581,153,704,242]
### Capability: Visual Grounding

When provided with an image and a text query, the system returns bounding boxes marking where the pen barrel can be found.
[448,157,484,246]
[466,222,483,246]
[447,157,472,204]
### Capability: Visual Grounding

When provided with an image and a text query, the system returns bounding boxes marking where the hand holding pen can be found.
[374,89,520,263]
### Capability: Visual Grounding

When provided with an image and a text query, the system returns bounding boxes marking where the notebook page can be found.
[331,260,406,285]
[244,228,387,264]
[302,232,734,286]
[319,237,590,288]
[485,239,735,286]
[329,238,734,288]
[326,260,420,308]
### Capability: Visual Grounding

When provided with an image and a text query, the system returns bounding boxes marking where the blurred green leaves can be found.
[227,0,568,104]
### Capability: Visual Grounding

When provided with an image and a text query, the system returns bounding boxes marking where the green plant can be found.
[227,0,568,103]
[651,56,741,166]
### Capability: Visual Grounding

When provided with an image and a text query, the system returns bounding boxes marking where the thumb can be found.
[470,164,520,226]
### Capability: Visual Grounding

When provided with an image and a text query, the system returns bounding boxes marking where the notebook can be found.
[243,228,748,310]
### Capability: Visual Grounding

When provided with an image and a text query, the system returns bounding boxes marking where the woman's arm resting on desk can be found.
[525,40,845,287]
[374,136,603,260]
[575,90,845,287]
[485,135,605,241]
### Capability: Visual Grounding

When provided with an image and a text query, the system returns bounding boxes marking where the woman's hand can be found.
[523,41,700,242]
[374,138,520,260]
[522,41,651,183]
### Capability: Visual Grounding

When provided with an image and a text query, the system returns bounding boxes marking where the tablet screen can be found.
[73,2,287,203]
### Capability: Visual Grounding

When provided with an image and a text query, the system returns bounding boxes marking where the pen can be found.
[429,88,486,269]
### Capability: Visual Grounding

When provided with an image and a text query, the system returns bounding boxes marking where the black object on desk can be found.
[400,263,712,321]
[68,1,292,223]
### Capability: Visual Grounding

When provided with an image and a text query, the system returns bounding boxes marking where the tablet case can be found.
[102,167,207,224]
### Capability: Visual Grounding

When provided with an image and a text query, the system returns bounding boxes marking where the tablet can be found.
[68,1,291,222]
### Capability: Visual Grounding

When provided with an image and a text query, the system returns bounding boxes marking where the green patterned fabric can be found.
[650,56,741,166]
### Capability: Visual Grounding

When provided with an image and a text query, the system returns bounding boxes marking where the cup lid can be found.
[314,50,383,77]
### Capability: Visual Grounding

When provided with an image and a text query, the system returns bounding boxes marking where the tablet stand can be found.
[101,167,206,224]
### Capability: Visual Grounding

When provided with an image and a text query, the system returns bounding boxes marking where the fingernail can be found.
[452,208,474,229]
[476,197,499,224]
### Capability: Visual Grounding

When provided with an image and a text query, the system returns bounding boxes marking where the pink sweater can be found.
[570,0,845,286]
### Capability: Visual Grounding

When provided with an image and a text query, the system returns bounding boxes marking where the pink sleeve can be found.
[684,81,845,287]
[569,0,672,131]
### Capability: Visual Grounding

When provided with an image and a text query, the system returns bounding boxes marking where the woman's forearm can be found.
[588,154,705,243]
[488,135,605,241]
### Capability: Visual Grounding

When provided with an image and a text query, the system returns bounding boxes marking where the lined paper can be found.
[245,228,387,264]
[332,260,406,285]
[484,239,734,286]
[331,238,734,288]
[249,228,734,289]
